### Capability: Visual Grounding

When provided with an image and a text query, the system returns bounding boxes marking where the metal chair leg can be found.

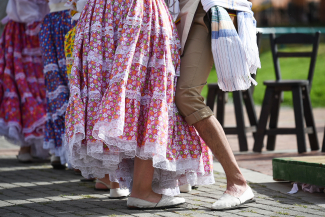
[292,86,307,153]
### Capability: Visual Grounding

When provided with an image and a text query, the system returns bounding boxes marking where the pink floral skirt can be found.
[0,21,48,158]
[65,0,214,195]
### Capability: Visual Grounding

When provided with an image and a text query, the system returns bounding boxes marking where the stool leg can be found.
[322,126,325,152]
[206,86,217,112]
[292,86,307,153]
[253,87,274,152]
[266,90,281,151]
[233,91,248,152]
[302,86,319,151]
[216,90,226,127]
[243,90,258,134]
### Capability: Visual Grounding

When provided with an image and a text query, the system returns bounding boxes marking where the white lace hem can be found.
[43,139,68,164]
[47,85,69,101]
[0,119,48,159]
[65,124,215,195]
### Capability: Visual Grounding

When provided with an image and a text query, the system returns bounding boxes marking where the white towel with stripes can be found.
[202,0,261,91]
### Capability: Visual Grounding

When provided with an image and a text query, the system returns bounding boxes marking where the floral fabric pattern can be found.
[65,0,214,195]
[39,10,74,163]
[64,26,76,79]
[0,21,48,158]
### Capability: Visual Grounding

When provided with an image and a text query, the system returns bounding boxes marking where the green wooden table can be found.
[273,156,325,186]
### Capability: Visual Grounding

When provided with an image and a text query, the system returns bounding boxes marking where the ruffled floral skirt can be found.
[39,10,74,163]
[65,0,215,195]
[0,21,48,158]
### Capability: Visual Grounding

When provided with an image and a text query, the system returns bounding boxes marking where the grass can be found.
[272,195,287,199]
[294,204,308,208]
[241,210,258,213]
[276,211,289,215]
[202,43,325,107]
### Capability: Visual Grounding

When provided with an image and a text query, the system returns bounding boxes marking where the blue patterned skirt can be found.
[39,10,73,164]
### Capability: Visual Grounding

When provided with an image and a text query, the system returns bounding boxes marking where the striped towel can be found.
[203,0,261,91]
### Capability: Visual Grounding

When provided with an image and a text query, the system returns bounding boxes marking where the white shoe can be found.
[127,195,185,209]
[17,152,33,163]
[180,184,192,193]
[109,188,129,199]
[94,179,111,191]
[211,186,255,210]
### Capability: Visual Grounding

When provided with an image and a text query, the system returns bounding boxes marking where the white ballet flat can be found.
[127,195,185,209]
[109,188,130,199]
[180,184,192,193]
[94,179,111,191]
[17,153,33,163]
[211,186,255,210]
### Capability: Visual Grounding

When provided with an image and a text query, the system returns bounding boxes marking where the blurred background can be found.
[251,0,325,26]
[0,0,324,106]
[201,0,325,107]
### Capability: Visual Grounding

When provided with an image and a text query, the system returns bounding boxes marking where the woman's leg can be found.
[19,146,31,154]
[130,157,161,203]
[96,174,124,189]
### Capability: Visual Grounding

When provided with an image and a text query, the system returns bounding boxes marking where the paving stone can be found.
[0,207,15,214]
[0,200,14,207]
[1,213,25,217]
[1,155,325,217]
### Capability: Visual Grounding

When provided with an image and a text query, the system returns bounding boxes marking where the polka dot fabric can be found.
[65,0,214,195]
[39,10,74,163]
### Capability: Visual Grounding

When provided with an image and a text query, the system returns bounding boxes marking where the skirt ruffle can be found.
[65,0,214,195]
[0,21,48,159]
[39,10,74,163]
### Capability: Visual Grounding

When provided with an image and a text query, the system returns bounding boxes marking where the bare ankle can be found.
[226,181,248,197]
[111,182,120,189]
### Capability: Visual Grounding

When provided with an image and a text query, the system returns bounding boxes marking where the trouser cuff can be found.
[185,106,214,125]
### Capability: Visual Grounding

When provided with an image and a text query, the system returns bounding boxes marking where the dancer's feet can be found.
[194,116,252,208]
[211,185,255,210]
[74,169,82,175]
[110,180,129,198]
[127,195,185,209]
[180,184,192,193]
[225,182,248,198]
[17,146,32,163]
[128,157,185,209]
[95,175,111,191]
[95,175,129,198]
[130,190,162,203]
[50,155,66,169]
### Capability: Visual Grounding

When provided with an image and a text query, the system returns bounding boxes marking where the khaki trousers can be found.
[175,3,237,125]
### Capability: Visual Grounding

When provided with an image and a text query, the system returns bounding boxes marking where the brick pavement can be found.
[0,156,324,217]
[0,103,325,216]
[1,104,324,176]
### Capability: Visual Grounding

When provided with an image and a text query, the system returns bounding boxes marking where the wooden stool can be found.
[253,32,321,153]
[206,85,258,152]
[322,125,325,152]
